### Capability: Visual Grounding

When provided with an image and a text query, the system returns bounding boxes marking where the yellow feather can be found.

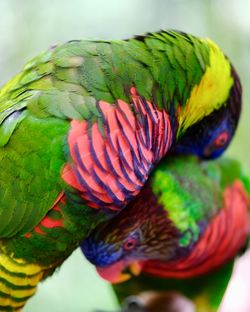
[177,39,233,136]
[0,253,49,310]
[0,281,36,298]
[0,254,44,275]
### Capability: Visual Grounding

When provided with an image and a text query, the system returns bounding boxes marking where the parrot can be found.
[81,155,250,311]
[0,30,242,311]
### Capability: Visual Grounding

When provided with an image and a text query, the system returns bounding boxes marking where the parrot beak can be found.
[96,261,143,284]
[129,261,143,276]
[111,272,131,284]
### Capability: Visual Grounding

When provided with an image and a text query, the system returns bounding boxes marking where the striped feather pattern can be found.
[62,88,173,211]
[0,254,47,311]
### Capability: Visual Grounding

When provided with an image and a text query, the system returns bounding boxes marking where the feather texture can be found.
[0,30,243,310]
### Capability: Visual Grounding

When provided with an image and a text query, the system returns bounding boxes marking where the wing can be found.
[0,30,237,237]
[0,49,71,237]
[0,38,173,237]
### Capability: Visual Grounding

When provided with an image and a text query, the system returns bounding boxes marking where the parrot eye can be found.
[213,131,230,147]
[123,237,138,251]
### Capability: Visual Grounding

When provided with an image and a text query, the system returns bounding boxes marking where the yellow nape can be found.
[177,39,233,136]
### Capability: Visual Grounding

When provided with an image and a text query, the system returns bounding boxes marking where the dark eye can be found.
[123,237,137,251]
[213,131,229,147]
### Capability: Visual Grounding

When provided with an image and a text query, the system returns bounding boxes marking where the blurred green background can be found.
[0,0,249,311]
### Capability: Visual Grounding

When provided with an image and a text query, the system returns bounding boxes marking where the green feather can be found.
[0,30,238,309]
[0,115,69,237]
[151,156,223,245]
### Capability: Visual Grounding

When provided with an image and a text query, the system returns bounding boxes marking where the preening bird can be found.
[81,156,250,311]
[0,30,242,310]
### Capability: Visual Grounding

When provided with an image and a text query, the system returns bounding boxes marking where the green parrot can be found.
[0,30,242,311]
[81,156,250,312]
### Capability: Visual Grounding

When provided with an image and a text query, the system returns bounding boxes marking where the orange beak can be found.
[96,261,143,284]
[129,261,143,276]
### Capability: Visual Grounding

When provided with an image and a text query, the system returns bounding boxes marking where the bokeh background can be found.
[0,0,249,311]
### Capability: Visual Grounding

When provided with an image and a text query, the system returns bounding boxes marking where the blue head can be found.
[81,184,180,283]
[171,66,242,159]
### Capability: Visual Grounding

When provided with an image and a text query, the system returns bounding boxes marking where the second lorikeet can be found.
[0,30,242,310]
[81,156,250,311]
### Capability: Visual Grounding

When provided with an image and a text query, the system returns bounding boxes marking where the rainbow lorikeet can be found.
[0,30,241,311]
[81,156,250,311]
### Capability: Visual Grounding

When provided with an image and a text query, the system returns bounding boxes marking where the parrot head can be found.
[172,66,242,159]
[81,155,249,284]
[81,156,219,283]
[81,183,182,283]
